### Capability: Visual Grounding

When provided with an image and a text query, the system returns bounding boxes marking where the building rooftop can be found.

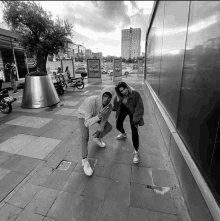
[0,28,17,39]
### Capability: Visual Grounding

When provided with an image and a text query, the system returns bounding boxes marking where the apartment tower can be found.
[121,27,141,59]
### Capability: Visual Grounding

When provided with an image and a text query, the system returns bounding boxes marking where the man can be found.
[10,63,18,94]
[76,86,115,176]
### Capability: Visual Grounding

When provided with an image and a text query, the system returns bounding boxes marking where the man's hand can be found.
[92,130,101,138]
[98,105,111,119]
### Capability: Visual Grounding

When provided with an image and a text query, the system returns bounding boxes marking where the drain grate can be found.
[57,160,72,170]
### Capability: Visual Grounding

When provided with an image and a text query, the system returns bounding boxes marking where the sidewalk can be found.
[0,74,190,221]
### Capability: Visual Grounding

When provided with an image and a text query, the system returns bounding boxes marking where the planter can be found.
[21,75,60,109]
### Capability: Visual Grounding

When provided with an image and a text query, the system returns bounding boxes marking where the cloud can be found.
[63,1,131,33]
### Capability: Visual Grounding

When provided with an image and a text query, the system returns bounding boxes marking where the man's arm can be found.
[84,102,100,127]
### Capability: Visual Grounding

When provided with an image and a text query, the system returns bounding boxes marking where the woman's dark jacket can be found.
[113,88,144,126]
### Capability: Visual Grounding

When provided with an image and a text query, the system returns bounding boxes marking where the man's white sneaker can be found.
[93,137,106,148]
[82,158,93,176]
[133,150,139,164]
[116,133,127,140]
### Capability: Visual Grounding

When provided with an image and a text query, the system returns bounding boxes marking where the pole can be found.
[11,40,19,80]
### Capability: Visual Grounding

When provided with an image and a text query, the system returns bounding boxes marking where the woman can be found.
[65,66,71,79]
[113,81,144,164]
[0,69,5,90]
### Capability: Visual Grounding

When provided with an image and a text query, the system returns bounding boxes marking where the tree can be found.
[2,1,73,73]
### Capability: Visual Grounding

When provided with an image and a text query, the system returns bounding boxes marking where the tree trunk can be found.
[36,52,48,73]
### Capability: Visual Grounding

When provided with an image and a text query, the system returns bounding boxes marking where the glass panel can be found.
[158,1,190,126]
[146,1,165,96]
[177,1,220,202]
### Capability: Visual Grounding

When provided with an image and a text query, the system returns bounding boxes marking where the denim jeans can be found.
[116,103,139,151]
[78,118,112,158]
[11,79,17,92]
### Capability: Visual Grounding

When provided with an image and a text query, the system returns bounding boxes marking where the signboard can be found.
[87,59,101,78]
[113,59,122,82]
[113,59,122,77]
[61,59,75,77]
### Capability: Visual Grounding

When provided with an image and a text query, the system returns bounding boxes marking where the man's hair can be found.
[103,92,112,98]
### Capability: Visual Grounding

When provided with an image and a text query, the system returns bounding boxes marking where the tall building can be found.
[92,52,103,59]
[85,49,92,58]
[121,27,141,59]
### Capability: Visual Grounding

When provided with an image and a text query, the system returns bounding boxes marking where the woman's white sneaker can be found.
[82,158,93,176]
[116,133,127,140]
[133,150,139,164]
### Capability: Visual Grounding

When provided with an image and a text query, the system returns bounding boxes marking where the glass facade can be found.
[145,1,220,204]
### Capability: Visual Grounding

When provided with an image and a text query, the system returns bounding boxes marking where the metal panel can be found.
[158,1,190,126]
[21,76,60,108]
[177,1,220,203]
[146,1,165,96]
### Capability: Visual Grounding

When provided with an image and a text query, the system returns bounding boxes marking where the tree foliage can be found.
[2,1,73,73]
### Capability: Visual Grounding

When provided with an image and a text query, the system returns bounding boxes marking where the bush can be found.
[26,71,48,76]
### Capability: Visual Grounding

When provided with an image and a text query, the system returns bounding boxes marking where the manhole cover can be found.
[57,161,71,170]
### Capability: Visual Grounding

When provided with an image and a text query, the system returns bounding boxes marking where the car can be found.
[107,69,113,76]
[122,67,132,75]
[75,67,87,75]
[101,67,107,74]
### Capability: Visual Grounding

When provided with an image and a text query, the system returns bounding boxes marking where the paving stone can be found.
[137,154,166,169]
[12,126,37,135]
[82,176,110,200]
[0,154,40,174]
[0,134,37,154]
[28,167,53,185]
[17,137,61,160]
[131,166,153,185]
[0,167,11,180]
[105,179,130,206]
[8,183,40,208]
[129,206,179,221]
[0,203,22,221]
[15,209,44,221]
[152,168,178,187]
[42,163,75,190]
[63,101,79,107]
[43,217,58,221]
[25,187,59,216]
[110,163,131,182]
[0,171,26,201]
[100,200,129,221]
[93,159,113,178]
[0,151,14,165]
[5,116,52,128]
[14,107,46,113]
[47,191,103,221]
[57,120,72,126]
[42,124,72,140]
[62,171,90,194]
[43,153,67,169]
[113,152,133,165]
[53,108,76,116]
[0,128,18,142]
[130,182,176,214]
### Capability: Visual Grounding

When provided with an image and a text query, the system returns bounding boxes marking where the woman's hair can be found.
[115,81,129,99]
[65,66,68,71]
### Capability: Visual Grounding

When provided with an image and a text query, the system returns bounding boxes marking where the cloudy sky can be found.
[0,1,154,57]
